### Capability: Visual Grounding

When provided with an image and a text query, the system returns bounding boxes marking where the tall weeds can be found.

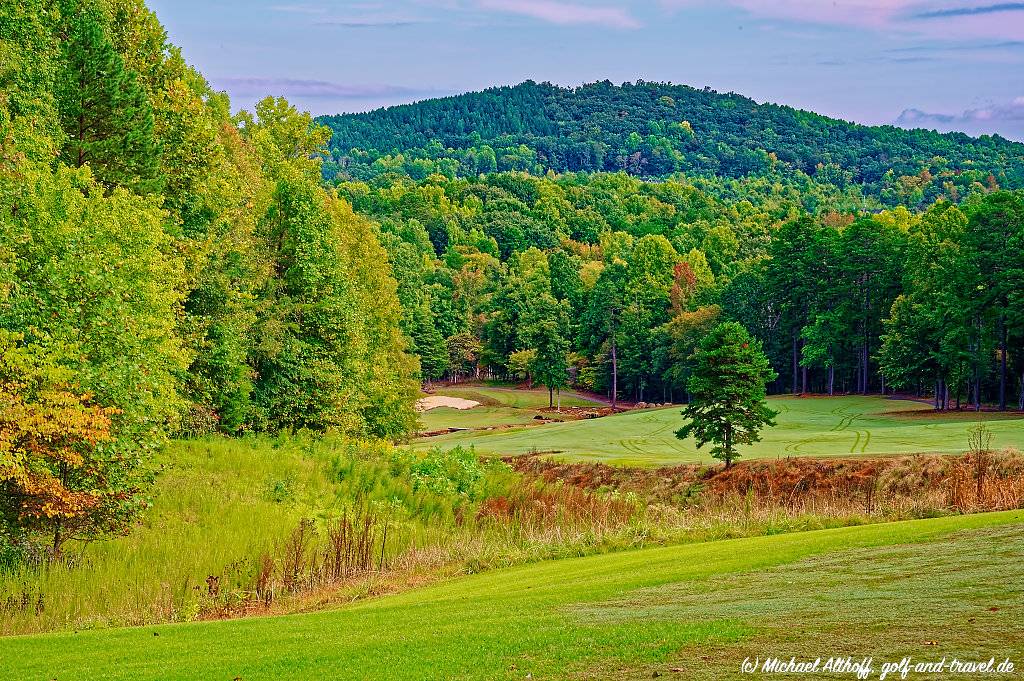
[4,433,1024,635]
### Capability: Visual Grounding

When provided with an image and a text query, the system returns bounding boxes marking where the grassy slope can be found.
[3,511,1021,680]
[0,438,343,635]
[417,396,1024,465]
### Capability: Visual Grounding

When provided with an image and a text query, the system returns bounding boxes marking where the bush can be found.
[410,447,487,499]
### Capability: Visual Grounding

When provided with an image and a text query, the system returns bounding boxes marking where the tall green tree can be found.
[55,0,160,191]
[582,260,628,409]
[523,294,571,408]
[963,192,1024,411]
[676,322,778,467]
[767,216,822,394]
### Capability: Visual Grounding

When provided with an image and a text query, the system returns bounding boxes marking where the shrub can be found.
[409,447,486,500]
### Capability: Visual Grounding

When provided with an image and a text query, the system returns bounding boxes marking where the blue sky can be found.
[150,0,1024,139]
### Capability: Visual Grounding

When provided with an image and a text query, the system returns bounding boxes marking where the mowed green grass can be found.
[417,385,603,431]
[4,511,1021,680]
[430,384,603,409]
[416,395,1024,465]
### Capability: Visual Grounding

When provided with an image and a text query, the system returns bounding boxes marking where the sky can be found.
[149,0,1024,140]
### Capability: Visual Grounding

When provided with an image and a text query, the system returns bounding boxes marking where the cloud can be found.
[886,39,1024,52]
[659,1,1024,38]
[911,2,1024,18]
[659,0,914,29]
[269,4,327,13]
[315,18,424,27]
[477,0,641,28]
[896,96,1024,138]
[213,77,437,99]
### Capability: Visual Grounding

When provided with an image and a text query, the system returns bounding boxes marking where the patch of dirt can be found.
[537,406,620,420]
[417,427,471,437]
[416,395,481,412]
[887,408,1024,419]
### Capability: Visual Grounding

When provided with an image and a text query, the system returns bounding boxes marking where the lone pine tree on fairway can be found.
[677,322,778,467]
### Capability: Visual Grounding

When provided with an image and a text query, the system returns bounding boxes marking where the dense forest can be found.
[0,0,418,557]
[339,170,1023,413]
[318,81,1024,207]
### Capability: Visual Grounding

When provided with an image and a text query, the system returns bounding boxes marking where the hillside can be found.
[318,81,1024,202]
[4,512,1022,679]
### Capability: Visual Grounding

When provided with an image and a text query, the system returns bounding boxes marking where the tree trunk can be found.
[52,522,62,561]
[828,365,834,396]
[999,312,1008,411]
[974,316,982,411]
[611,338,618,412]
[862,340,869,395]
[1018,368,1024,411]
[724,423,733,468]
[792,330,799,395]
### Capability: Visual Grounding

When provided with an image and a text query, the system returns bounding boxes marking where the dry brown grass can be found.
[509,448,1024,519]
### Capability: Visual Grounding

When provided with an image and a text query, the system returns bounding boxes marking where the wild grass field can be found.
[9,423,1022,640]
[417,395,1024,465]
[3,512,1021,680]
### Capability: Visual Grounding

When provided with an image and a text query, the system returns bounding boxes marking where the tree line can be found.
[318,80,1024,208]
[0,0,418,559]
[342,171,1024,413]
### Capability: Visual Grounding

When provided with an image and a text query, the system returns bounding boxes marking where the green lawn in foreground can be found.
[3,511,1021,680]
[416,395,1024,465]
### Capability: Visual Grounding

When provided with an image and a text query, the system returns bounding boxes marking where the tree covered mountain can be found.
[318,80,1024,206]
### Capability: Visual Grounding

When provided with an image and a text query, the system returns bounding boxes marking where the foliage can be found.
[408,446,489,500]
[677,323,779,467]
[0,1,420,562]
[55,0,160,192]
[319,80,1024,207]
[0,333,127,557]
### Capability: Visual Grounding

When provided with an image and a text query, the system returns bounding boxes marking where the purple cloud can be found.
[896,97,1024,138]
[660,1,1024,38]
[477,0,641,28]
[911,2,1024,18]
[213,77,438,99]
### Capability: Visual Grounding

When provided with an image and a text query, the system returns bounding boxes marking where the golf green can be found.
[415,395,1024,465]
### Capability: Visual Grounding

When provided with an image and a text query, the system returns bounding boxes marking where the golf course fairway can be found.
[416,395,1024,466]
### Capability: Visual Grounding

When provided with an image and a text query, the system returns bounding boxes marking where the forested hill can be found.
[318,80,1024,204]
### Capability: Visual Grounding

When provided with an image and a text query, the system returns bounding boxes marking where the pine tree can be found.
[55,0,160,191]
[676,322,778,467]
[410,300,449,383]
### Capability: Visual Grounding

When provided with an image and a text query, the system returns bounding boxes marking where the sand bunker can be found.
[416,395,481,412]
